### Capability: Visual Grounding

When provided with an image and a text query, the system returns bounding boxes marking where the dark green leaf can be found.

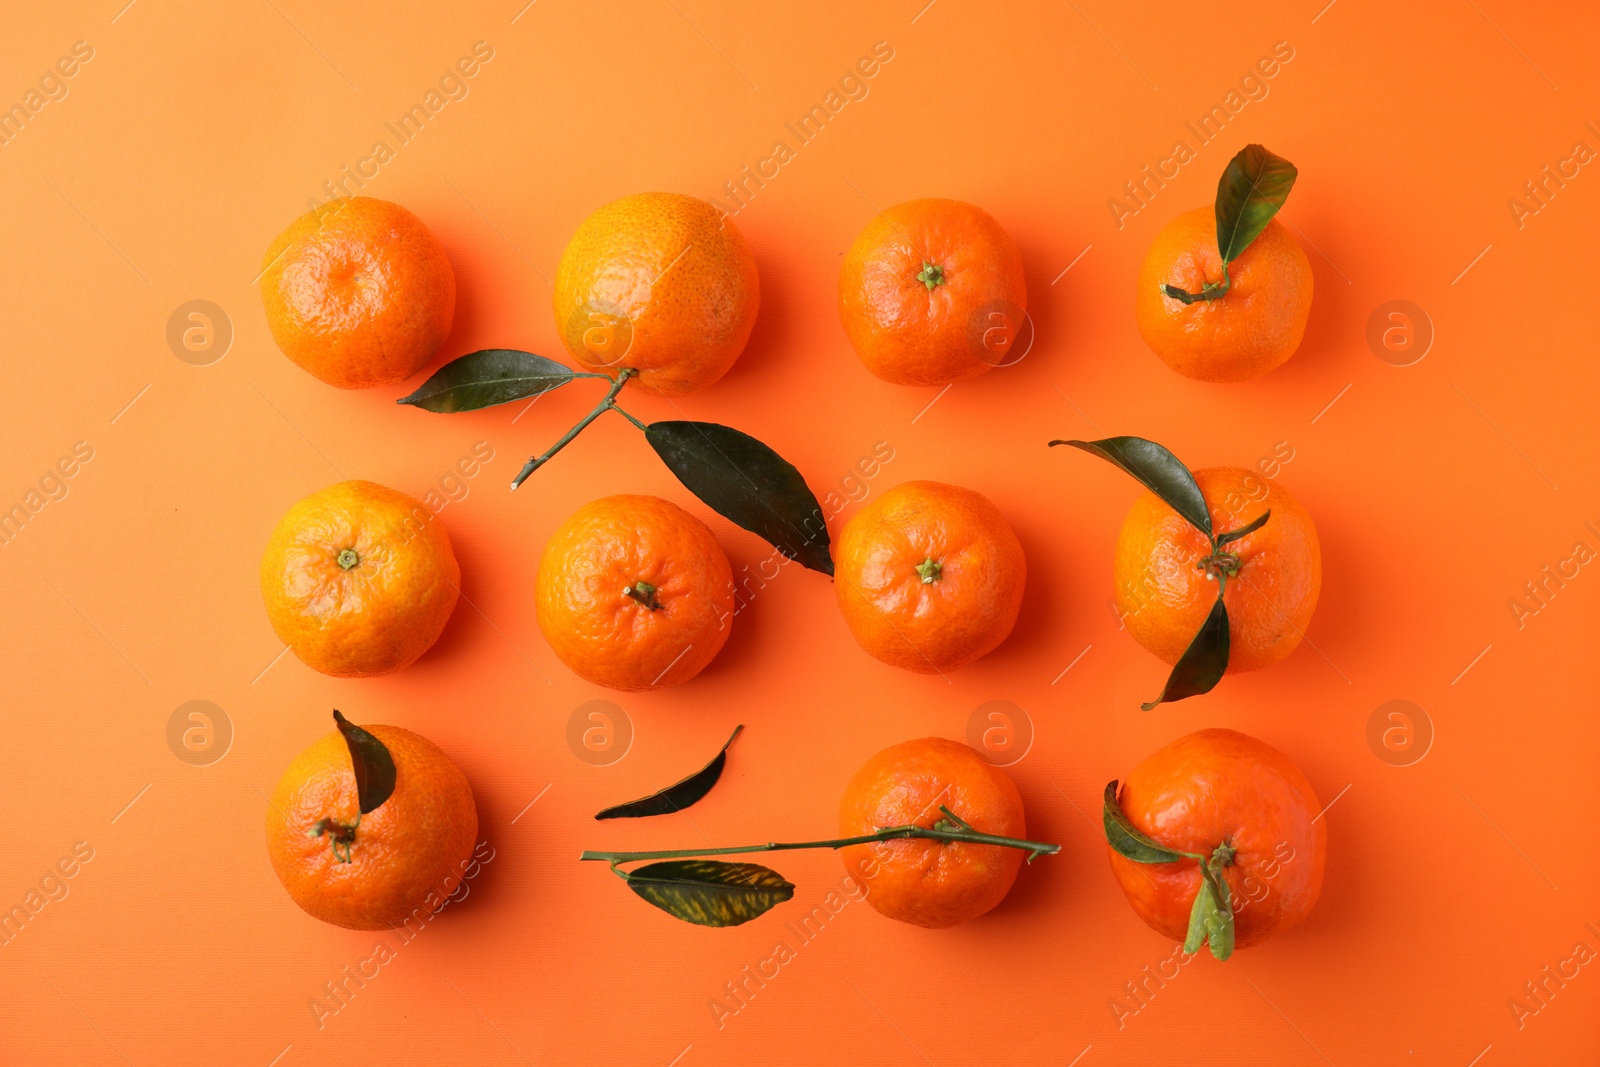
[646,421,833,575]
[1183,876,1217,955]
[396,349,584,412]
[1103,780,1192,864]
[1141,595,1230,711]
[333,710,396,814]
[1215,144,1298,265]
[595,725,743,820]
[1215,509,1271,547]
[1051,437,1211,537]
[624,860,793,927]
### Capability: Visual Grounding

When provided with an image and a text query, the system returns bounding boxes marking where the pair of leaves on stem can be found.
[1161,144,1298,305]
[397,350,834,575]
[589,725,794,928]
[1050,436,1269,709]
[1103,781,1235,961]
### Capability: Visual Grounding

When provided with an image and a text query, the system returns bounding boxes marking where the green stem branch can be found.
[581,820,1061,866]
[512,370,636,489]
[1160,260,1233,305]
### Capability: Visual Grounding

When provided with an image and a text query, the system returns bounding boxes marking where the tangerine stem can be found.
[512,369,636,489]
[1160,260,1233,305]
[579,822,1061,865]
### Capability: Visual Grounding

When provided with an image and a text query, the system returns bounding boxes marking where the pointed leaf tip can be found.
[332,710,397,814]
[1140,596,1230,710]
[595,725,744,820]
[1103,780,1194,864]
[396,349,583,412]
[1055,436,1212,537]
[646,421,833,574]
[1215,144,1298,265]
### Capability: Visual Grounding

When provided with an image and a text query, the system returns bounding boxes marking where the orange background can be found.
[3,0,1598,1063]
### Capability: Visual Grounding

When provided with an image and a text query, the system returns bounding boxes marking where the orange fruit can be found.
[1108,728,1326,950]
[1114,467,1319,674]
[266,721,477,930]
[536,494,735,691]
[839,737,1027,928]
[259,197,456,389]
[1134,206,1313,382]
[261,480,460,678]
[835,481,1026,673]
[553,192,759,397]
[839,198,1028,386]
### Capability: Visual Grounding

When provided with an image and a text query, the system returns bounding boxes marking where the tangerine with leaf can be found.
[1054,437,1321,708]
[265,711,477,930]
[1135,145,1312,382]
[580,732,1057,929]
[1103,728,1327,959]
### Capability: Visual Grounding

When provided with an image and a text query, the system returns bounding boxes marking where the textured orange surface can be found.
[838,737,1027,929]
[535,494,735,691]
[838,197,1029,385]
[1112,466,1322,673]
[553,192,760,397]
[3,1,1599,1064]
[1107,728,1327,951]
[265,723,479,931]
[261,480,461,678]
[836,480,1027,673]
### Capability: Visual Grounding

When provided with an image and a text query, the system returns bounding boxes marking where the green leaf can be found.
[595,726,743,820]
[1102,780,1192,864]
[646,421,833,575]
[1215,144,1298,265]
[1050,437,1211,538]
[1203,867,1236,960]
[1183,876,1217,955]
[1215,508,1271,547]
[332,710,396,814]
[624,860,794,927]
[1141,595,1230,711]
[396,349,585,412]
